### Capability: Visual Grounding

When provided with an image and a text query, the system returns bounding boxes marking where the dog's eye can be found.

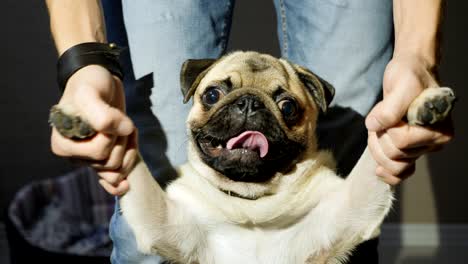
[278,98,298,118]
[202,87,224,105]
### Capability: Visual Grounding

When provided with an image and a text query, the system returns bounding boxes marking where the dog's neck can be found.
[177,144,341,226]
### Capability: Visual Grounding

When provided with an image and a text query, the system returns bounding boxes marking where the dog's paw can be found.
[49,105,96,139]
[407,87,456,126]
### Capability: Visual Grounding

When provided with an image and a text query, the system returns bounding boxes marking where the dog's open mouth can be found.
[191,105,305,182]
[198,130,269,160]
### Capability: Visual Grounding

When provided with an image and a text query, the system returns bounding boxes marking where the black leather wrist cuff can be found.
[56,42,124,92]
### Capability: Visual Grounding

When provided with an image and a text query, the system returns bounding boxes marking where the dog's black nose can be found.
[235,95,265,115]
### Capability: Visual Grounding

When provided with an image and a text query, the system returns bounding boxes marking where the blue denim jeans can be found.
[103,0,394,263]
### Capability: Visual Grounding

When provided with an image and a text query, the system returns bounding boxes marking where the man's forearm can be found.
[46,0,106,55]
[393,0,444,68]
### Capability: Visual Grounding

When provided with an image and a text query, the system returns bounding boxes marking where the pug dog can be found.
[50,51,455,264]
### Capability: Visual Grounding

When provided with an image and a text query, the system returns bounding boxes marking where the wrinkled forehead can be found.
[200,52,295,90]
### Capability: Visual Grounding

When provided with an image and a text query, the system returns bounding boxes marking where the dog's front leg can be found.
[118,154,169,254]
[342,148,393,241]
[119,155,207,263]
[119,157,211,263]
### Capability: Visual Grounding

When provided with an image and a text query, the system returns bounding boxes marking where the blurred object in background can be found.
[6,167,113,264]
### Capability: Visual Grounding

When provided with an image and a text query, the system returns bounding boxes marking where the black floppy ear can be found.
[292,64,335,113]
[180,59,216,103]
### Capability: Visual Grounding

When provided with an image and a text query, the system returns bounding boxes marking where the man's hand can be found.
[46,1,135,195]
[51,65,135,195]
[365,54,453,185]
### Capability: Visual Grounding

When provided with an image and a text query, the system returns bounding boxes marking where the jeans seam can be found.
[220,0,233,52]
[279,0,289,56]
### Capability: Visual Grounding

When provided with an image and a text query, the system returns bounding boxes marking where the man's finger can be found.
[368,132,415,176]
[366,70,424,132]
[98,171,123,186]
[386,122,452,149]
[96,131,138,187]
[99,179,129,196]
[376,164,416,186]
[51,128,117,160]
[376,131,435,159]
[366,90,416,132]
[90,136,128,170]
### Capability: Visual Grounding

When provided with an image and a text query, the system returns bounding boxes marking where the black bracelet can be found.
[56,42,124,92]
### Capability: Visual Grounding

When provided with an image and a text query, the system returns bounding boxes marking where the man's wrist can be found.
[393,33,439,69]
[392,0,443,69]
[392,50,438,71]
[57,42,124,92]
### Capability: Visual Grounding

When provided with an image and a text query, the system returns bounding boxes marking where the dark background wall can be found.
[1,0,467,224]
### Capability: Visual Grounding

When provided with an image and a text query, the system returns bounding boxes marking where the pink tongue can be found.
[226,131,269,158]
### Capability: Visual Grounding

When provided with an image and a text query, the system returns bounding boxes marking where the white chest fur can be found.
[164,162,354,263]
[120,149,392,264]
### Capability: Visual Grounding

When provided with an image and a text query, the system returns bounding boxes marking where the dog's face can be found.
[181,51,334,184]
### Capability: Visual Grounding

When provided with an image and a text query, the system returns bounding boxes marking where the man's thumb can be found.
[82,97,134,136]
[365,93,412,132]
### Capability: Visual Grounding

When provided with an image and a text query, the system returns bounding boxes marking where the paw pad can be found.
[49,105,96,139]
[407,87,456,126]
